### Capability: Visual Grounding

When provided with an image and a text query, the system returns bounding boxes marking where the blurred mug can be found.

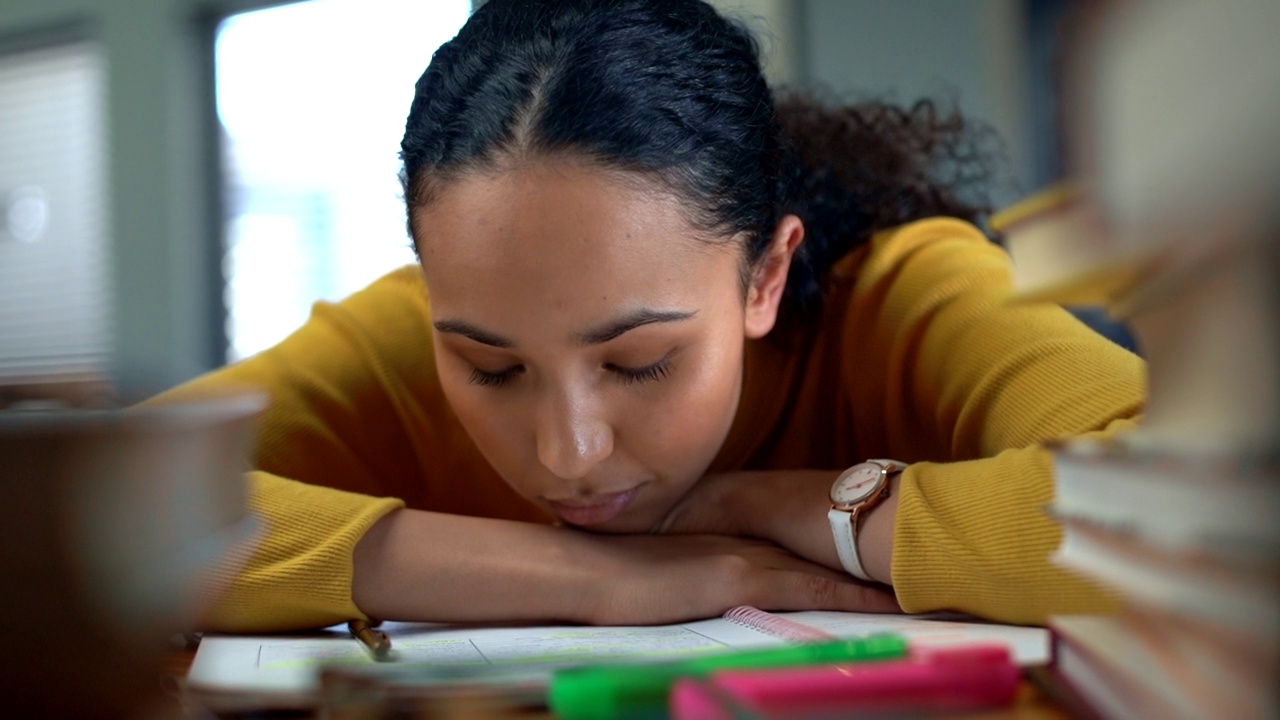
[0,393,263,719]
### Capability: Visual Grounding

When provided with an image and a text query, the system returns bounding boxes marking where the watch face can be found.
[830,463,885,505]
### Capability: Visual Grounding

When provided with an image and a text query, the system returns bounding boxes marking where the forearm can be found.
[735,470,899,585]
[351,508,599,624]
[665,469,899,586]
[353,506,903,625]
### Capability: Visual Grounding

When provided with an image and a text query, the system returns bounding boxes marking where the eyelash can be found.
[468,358,672,388]
[612,357,672,386]
[469,367,522,387]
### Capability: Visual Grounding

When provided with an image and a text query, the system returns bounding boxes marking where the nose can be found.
[535,388,614,481]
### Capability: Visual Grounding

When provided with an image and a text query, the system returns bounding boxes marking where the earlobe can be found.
[744,214,805,339]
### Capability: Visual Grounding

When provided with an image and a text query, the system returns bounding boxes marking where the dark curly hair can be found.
[775,97,1001,316]
[400,0,999,322]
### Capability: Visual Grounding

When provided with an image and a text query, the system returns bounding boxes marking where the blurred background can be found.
[0,0,1076,404]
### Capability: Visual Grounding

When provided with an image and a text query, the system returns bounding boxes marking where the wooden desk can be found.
[166,641,1073,720]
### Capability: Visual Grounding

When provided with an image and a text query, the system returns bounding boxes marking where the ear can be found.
[744,214,805,339]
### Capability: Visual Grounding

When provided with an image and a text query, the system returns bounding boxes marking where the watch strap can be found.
[871,458,909,474]
[827,506,871,581]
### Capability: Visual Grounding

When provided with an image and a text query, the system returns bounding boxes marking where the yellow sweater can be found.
[157,217,1145,631]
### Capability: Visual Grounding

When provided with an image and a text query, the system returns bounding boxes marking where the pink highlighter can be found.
[670,643,1019,720]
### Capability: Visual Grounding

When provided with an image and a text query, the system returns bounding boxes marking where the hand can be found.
[572,531,900,626]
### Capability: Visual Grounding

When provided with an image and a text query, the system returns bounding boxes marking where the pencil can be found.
[347,619,393,661]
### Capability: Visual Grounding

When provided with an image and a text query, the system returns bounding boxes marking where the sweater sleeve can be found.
[203,472,403,631]
[843,218,1146,624]
[148,267,441,631]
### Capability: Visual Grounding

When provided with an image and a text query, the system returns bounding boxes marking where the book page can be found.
[188,616,785,700]
[187,610,1048,707]
[259,619,784,670]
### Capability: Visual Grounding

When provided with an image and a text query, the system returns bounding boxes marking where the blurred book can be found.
[1004,2,1280,715]
[1051,612,1277,720]
[997,191,1280,456]
[1045,439,1279,720]
[989,186,1154,308]
[1055,513,1278,637]
[1122,239,1280,456]
[1021,227,1280,718]
[1050,441,1280,568]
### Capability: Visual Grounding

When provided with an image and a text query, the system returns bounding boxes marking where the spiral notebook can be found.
[186,607,1047,709]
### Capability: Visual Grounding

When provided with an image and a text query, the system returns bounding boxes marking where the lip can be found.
[547,487,641,527]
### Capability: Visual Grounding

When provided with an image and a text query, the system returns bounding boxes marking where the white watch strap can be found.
[828,507,871,581]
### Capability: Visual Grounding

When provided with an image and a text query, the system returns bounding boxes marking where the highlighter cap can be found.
[549,635,908,720]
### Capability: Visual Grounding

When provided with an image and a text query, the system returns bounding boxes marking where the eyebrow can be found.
[432,309,697,349]
[432,319,515,348]
[576,309,697,345]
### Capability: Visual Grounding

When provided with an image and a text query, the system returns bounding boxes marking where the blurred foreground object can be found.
[0,394,263,719]
[998,0,1280,454]
[997,1,1280,718]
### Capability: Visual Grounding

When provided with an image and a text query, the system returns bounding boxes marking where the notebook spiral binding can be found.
[722,607,835,642]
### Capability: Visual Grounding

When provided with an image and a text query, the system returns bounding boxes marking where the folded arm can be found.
[662,219,1145,624]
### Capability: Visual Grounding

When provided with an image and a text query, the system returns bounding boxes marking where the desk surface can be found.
[165,643,1073,719]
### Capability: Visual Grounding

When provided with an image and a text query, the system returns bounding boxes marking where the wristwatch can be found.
[827,459,908,581]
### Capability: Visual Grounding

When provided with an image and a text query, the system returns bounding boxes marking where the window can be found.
[215,0,471,362]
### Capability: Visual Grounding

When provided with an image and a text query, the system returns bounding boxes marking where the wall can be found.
[798,0,1032,202]
[710,0,800,86]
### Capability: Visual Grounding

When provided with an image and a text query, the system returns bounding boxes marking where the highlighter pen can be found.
[548,634,907,720]
[670,643,1018,720]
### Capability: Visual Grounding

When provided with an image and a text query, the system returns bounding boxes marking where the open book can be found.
[186,607,1048,710]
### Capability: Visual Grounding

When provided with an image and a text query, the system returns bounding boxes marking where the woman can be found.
[162,0,1144,631]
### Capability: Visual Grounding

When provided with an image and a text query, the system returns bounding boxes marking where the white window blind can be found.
[0,41,111,381]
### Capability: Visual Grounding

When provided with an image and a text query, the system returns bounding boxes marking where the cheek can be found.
[435,358,534,486]
[626,336,743,481]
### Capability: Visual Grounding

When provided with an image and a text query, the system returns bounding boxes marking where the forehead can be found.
[413,159,740,321]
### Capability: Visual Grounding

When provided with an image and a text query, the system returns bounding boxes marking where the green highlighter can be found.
[548,634,908,720]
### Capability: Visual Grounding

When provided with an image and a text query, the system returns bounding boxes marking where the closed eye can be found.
[607,357,671,386]
[468,355,675,388]
[469,365,523,387]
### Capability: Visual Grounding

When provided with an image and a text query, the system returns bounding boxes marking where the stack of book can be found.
[1049,437,1278,718]
[996,194,1280,719]
[992,1,1280,716]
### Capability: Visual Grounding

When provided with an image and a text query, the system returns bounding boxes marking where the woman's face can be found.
[414,157,775,533]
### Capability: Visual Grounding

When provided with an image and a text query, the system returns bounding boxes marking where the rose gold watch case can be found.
[829,460,894,513]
